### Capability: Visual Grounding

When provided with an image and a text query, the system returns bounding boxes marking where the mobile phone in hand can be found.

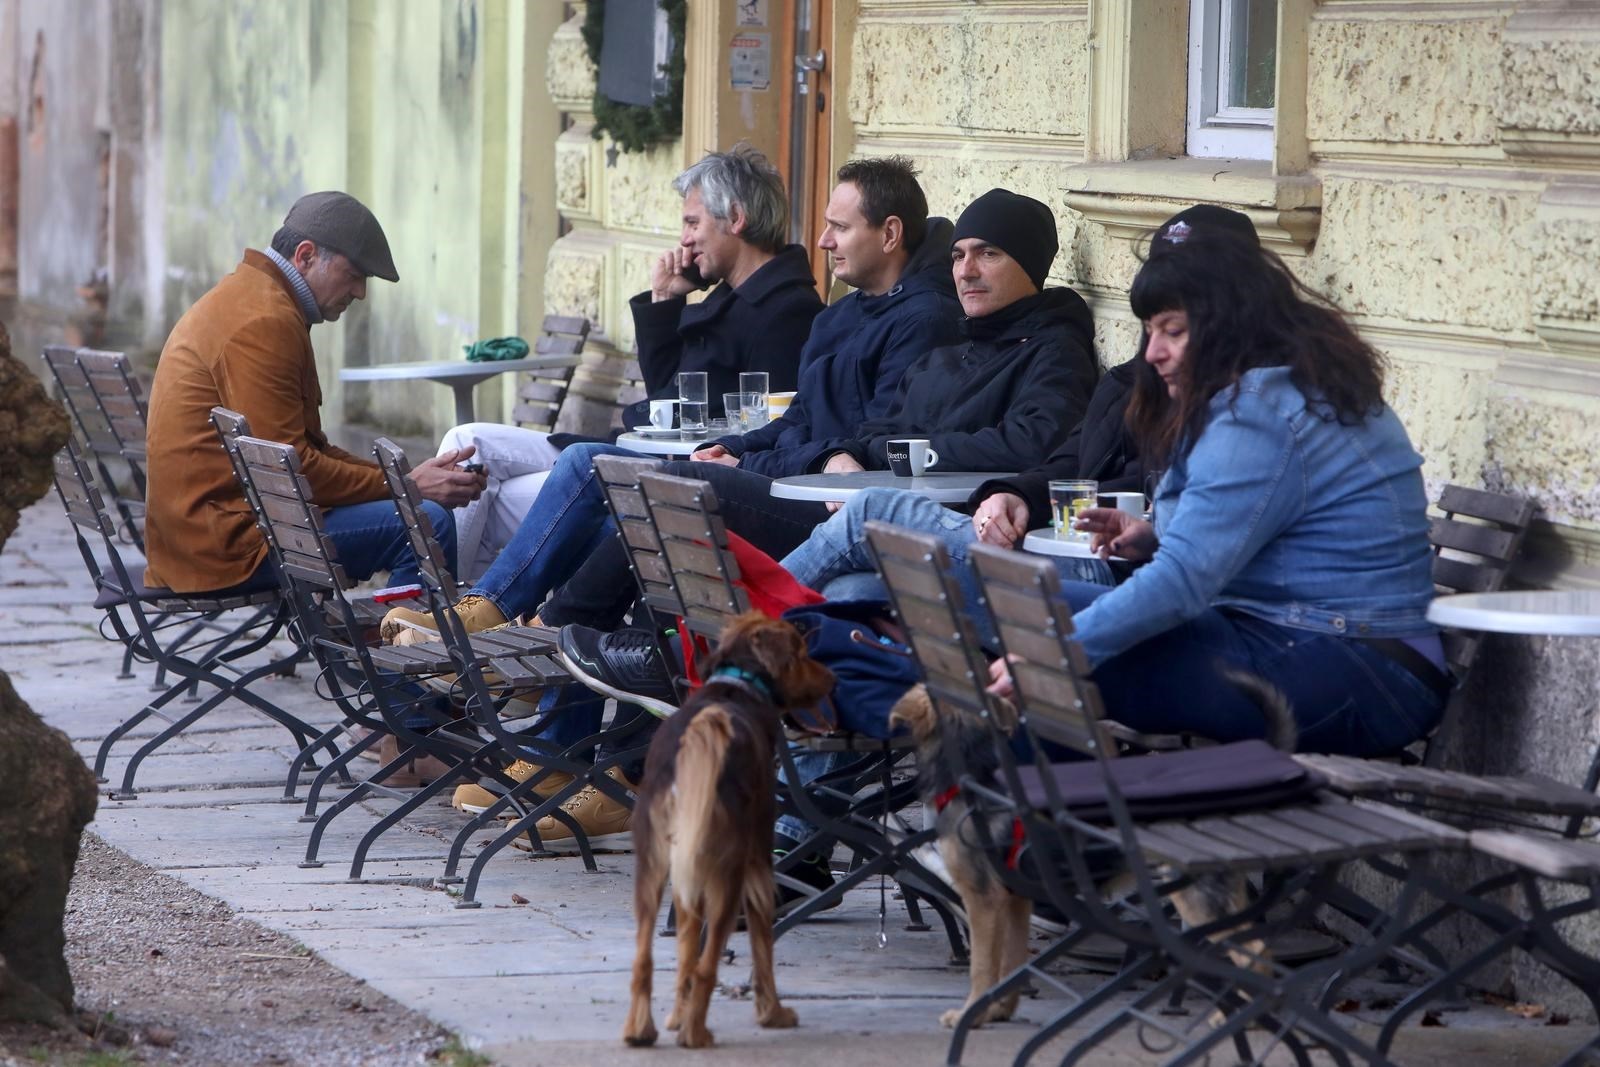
[680,259,709,289]
[459,461,486,475]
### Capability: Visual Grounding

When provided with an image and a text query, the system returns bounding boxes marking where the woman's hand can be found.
[690,444,739,467]
[1075,506,1158,562]
[986,655,1016,698]
[972,492,1029,548]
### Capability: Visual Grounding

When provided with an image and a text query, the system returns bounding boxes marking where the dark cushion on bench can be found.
[1016,739,1326,823]
[94,567,278,610]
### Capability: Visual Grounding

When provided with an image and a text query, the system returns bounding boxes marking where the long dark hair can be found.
[1124,235,1385,467]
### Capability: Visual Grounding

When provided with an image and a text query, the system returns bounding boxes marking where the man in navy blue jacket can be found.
[687,156,961,477]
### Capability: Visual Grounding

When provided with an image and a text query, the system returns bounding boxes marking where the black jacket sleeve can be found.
[629,291,688,397]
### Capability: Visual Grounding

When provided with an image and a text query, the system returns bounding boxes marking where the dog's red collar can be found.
[931,786,1027,870]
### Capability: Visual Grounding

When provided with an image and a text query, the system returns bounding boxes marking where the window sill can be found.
[1064,157,1322,255]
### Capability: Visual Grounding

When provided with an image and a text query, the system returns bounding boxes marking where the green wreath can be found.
[582,0,687,154]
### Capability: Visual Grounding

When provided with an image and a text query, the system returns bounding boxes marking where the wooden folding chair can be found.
[369,440,654,903]
[51,436,317,799]
[41,345,148,551]
[870,520,1473,1067]
[513,314,588,432]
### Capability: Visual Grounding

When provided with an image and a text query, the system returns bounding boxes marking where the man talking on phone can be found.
[622,142,822,429]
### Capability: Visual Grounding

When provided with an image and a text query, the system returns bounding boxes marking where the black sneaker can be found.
[773,835,839,918]
[556,625,678,717]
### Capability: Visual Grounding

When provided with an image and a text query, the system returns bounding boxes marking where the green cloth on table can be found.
[463,336,529,362]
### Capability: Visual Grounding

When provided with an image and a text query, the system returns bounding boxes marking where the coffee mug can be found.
[886,439,939,477]
[648,399,677,430]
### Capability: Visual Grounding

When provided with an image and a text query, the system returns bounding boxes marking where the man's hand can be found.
[972,492,1029,549]
[690,444,740,467]
[822,451,865,475]
[1076,506,1158,562]
[410,446,487,508]
[650,247,701,303]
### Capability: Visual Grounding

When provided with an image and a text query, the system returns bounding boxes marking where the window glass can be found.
[1225,0,1277,112]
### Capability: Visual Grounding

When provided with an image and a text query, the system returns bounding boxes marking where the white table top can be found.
[338,354,581,382]
[769,470,1010,503]
[1022,529,1127,560]
[1426,590,1600,637]
[616,431,712,456]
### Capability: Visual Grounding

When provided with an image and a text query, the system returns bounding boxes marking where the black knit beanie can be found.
[1150,204,1259,258]
[952,188,1059,289]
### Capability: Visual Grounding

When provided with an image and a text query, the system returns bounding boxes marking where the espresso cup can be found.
[886,438,939,477]
[648,399,677,430]
[1098,491,1146,518]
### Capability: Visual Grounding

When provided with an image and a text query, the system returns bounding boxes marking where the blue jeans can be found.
[781,488,1114,634]
[1058,582,1444,757]
[467,442,625,620]
[322,498,456,586]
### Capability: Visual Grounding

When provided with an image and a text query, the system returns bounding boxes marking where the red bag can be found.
[678,531,824,688]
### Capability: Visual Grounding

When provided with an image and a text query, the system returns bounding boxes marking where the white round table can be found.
[769,470,1012,504]
[615,431,713,457]
[1426,590,1600,637]
[1022,529,1127,560]
[340,354,582,424]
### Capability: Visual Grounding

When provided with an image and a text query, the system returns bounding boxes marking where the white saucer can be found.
[1021,530,1127,561]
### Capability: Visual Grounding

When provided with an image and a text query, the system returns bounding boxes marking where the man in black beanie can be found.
[804,186,1097,476]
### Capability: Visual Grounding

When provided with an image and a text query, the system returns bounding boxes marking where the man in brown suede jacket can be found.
[144,191,483,594]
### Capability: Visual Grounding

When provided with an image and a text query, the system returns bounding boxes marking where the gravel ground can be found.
[0,834,475,1067]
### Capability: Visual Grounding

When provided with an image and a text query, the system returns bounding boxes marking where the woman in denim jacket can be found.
[1035,227,1448,757]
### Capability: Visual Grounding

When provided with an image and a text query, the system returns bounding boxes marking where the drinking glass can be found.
[1048,479,1098,541]
[739,372,769,429]
[678,371,709,438]
[722,391,750,431]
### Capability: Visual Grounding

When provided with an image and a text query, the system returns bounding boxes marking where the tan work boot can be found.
[511,766,637,853]
[376,734,453,788]
[381,593,507,641]
[452,759,577,814]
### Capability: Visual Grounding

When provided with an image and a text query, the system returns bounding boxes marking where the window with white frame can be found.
[1187,0,1278,159]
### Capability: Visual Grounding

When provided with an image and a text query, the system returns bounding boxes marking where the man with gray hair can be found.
[623,142,822,428]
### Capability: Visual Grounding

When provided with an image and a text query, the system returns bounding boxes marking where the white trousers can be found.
[437,423,560,581]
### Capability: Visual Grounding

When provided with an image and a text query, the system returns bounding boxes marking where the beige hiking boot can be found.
[451,759,577,814]
[380,593,506,641]
[511,766,637,853]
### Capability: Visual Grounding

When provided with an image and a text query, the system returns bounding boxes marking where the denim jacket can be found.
[1071,367,1435,667]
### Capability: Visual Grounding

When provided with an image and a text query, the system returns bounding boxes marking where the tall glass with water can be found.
[678,371,709,439]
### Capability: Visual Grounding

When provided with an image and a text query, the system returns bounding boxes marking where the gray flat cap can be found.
[283,191,399,283]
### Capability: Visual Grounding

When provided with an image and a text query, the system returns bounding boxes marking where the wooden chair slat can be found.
[246,467,315,501]
[638,472,718,510]
[1429,516,1518,560]
[876,555,946,601]
[532,335,585,356]
[1431,555,1501,594]
[661,539,728,581]
[541,314,589,336]
[1437,485,1536,528]
[651,505,717,542]
[236,438,297,468]
[1471,830,1600,881]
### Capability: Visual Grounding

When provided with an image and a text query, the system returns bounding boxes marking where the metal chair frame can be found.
[51,436,319,799]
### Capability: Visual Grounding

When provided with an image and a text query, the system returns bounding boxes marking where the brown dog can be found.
[891,675,1292,1031]
[623,613,835,1049]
